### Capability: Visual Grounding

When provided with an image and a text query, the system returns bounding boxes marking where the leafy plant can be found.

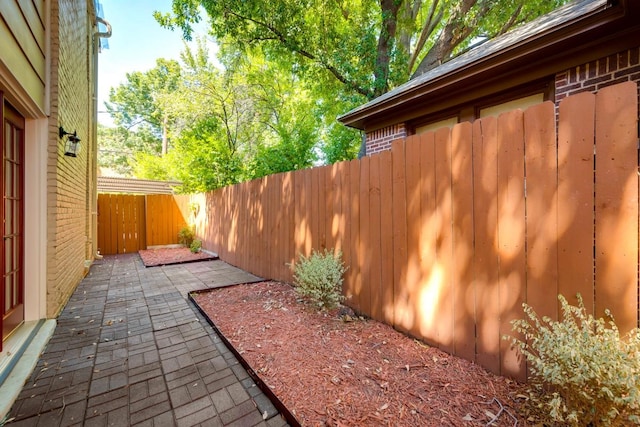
[292,249,347,310]
[506,294,640,426]
[178,225,195,247]
[190,238,202,253]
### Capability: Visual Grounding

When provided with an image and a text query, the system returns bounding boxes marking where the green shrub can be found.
[178,225,195,247]
[293,249,347,310]
[506,294,640,426]
[190,239,202,253]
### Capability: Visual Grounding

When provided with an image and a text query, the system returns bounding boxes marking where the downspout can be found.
[95,16,112,40]
[90,14,112,263]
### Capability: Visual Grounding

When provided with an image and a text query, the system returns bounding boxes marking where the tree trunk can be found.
[162,115,168,155]
[373,0,402,97]
[412,0,480,78]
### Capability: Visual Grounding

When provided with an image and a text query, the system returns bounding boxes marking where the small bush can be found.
[178,225,195,247]
[293,249,347,310]
[190,239,202,253]
[506,294,640,426]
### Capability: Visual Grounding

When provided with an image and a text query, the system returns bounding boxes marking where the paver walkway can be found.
[6,253,290,427]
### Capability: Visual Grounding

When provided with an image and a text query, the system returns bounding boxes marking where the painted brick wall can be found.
[47,0,96,317]
[555,47,640,105]
[365,124,407,155]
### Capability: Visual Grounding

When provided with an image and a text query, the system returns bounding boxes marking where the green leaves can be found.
[507,294,640,426]
[106,58,181,136]
[158,0,572,99]
[107,0,573,189]
[293,249,347,311]
[101,39,360,189]
[169,120,245,192]
[98,124,159,177]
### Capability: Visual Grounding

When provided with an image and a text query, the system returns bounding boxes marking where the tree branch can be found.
[412,0,489,77]
[225,9,373,98]
[408,0,442,74]
[497,2,523,36]
[398,0,424,60]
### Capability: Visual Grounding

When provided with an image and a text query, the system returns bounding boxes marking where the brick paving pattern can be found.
[6,254,290,427]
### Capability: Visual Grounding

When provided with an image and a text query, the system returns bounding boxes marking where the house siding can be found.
[0,1,46,112]
[47,0,97,317]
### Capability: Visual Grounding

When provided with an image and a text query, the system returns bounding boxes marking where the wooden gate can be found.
[97,194,146,255]
[97,194,190,255]
[145,194,189,247]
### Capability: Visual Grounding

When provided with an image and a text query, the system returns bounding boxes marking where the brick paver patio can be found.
[6,253,290,427]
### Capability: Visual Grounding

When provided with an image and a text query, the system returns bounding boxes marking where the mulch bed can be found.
[192,281,528,426]
[138,247,217,267]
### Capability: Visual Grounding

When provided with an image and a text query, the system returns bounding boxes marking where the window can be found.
[479,93,545,118]
[415,117,459,134]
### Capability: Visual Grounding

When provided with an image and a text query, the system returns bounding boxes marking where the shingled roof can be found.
[339,0,637,130]
[97,176,181,194]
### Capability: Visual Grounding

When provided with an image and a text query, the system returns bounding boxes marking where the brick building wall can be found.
[555,47,640,107]
[365,47,640,156]
[365,123,407,155]
[47,0,97,317]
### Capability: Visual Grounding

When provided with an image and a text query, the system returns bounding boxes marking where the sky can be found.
[97,0,212,126]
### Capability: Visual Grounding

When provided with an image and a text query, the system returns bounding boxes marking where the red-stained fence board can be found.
[368,154,383,322]
[391,139,409,333]
[359,156,372,315]
[404,135,422,339]
[434,127,454,354]
[451,122,475,361]
[417,131,438,344]
[557,92,595,313]
[472,117,501,375]
[347,160,361,312]
[379,150,394,325]
[524,101,559,323]
[496,109,526,382]
[594,81,638,334]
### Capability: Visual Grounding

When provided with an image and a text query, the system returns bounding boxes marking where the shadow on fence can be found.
[192,81,639,380]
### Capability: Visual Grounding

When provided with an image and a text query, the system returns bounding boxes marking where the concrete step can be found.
[0,319,56,421]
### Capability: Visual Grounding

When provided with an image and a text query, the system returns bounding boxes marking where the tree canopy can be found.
[101,41,353,191]
[100,1,573,192]
[105,58,182,154]
[155,0,571,100]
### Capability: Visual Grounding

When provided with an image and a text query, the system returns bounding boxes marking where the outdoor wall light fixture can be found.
[59,126,81,157]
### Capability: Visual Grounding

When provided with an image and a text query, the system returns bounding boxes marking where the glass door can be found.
[1,95,25,347]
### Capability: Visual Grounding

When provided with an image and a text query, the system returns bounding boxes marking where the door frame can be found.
[1,93,25,348]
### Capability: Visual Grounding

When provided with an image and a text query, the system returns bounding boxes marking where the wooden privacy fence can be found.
[146,194,191,247]
[97,194,146,255]
[196,81,639,380]
[98,194,191,254]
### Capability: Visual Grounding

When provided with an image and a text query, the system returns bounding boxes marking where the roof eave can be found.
[338,1,626,130]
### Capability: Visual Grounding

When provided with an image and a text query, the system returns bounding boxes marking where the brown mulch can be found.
[192,281,530,427]
[138,247,217,267]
